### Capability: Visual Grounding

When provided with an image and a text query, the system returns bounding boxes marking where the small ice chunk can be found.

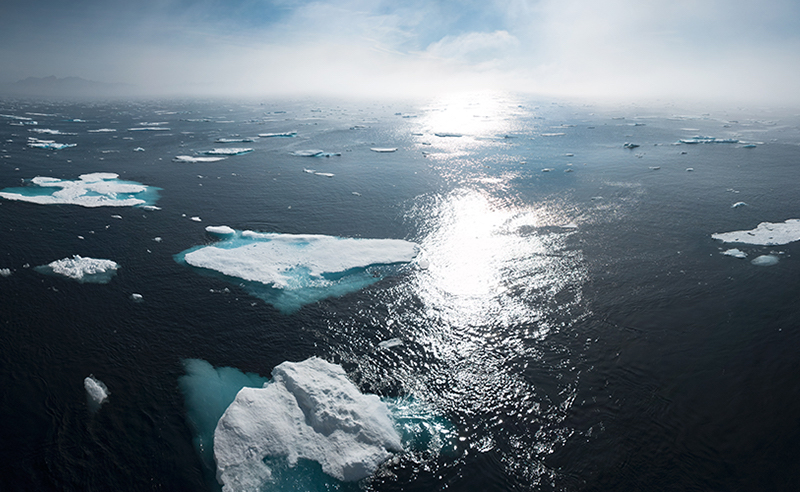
[541,168,553,172]
[133,147,145,152]
[191,216,202,222]
[292,150,341,157]
[214,357,402,487]
[258,131,297,138]
[206,225,235,236]
[173,155,227,163]
[84,375,109,405]
[215,137,254,143]
[27,137,76,150]
[128,127,170,131]
[541,132,565,137]
[88,128,117,133]
[111,214,122,219]
[686,168,694,171]
[203,148,253,156]
[0,268,11,277]
[712,219,800,246]
[130,293,144,301]
[731,202,747,208]
[35,255,120,283]
[623,142,639,149]
[434,133,462,138]
[751,254,779,266]
[722,248,747,258]
[315,172,335,177]
[370,147,397,153]
[378,338,404,349]
[153,237,162,242]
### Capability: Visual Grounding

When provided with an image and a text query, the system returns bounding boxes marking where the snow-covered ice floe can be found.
[176,227,419,313]
[35,255,119,283]
[370,147,397,153]
[27,137,76,150]
[0,268,11,277]
[721,248,747,258]
[678,136,739,144]
[84,375,109,407]
[259,131,297,138]
[215,138,255,143]
[173,155,227,163]
[29,129,76,135]
[203,148,253,156]
[751,254,779,266]
[291,149,341,157]
[711,219,800,246]
[179,358,455,491]
[0,172,160,208]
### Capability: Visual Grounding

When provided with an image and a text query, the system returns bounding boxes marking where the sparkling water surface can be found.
[1,93,800,491]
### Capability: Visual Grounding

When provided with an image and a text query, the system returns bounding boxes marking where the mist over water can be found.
[1,92,800,491]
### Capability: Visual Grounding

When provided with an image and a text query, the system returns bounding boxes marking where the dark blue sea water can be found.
[2,93,800,491]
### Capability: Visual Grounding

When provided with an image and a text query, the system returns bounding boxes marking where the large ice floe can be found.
[84,375,109,411]
[179,358,455,492]
[35,255,119,283]
[27,137,76,150]
[712,219,800,246]
[0,172,159,208]
[176,227,419,313]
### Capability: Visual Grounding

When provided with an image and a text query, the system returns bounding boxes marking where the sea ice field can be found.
[1,93,800,491]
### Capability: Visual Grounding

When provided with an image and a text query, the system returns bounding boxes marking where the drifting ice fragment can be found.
[0,173,158,208]
[27,137,76,150]
[88,128,116,133]
[731,202,747,208]
[378,338,404,349]
[177,228,419,312]
[35,255,119,283]
[541,133,566,137]
[712,219,800,246]
[292,150,341,157]
[84,375,109,406]
[751,255,779,266]
[133,147,145,152]
[679,136,738,144]
[130,293,143,302]
[722,249,747,258]
[128,127,170,131]
[215,138,254,143]
[370,148,397,153]
[258,131,297,138]
[191,216,202,222]
[173,155,227,163]
[434,133,462,138]
[623,142,639,149]
[206,225,235,236]
[214,357,403,487]
[0,268,11,277]
[203,148,253,156]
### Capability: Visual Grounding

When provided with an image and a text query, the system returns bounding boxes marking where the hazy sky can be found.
[2,0,800,103]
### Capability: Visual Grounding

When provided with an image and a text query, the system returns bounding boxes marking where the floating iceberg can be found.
[370,147,397,153]
[35,255,119,283]
[711,219,800,246]
[0,173,159,208]
[203,148,253,156]
[722,248,747,258]
[180,359,455,491]
[291,149,341,157]
[258,131,297,138]
[173,155,227,163]
[27,137,76,150]
[176,228,419,313]
[0,268,11,277]
[215,357,402,488]
[84,375,109,405]
[751,254,779,266]
[205,225,235,236]
[215,138,254,143]
[679,136,739,144]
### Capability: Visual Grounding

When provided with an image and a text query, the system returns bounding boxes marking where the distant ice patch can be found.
[29,129,76,135]
[370,147,397,153]
[712,219,800,246]
[0,268,11,277]
[88,128,116,133]
[84,375,109,412]
[35,255,119,283]
[721,248,747,259]
[291,150,341,157]
[203,148,253,156]
[176,228,419,313]
[0,172,159,208]
[205,225,235,236]
[173,155,227,163]
[215,137,255,143]
[128,127,170,131]
[259,131,297,138]
[27,137,76,150]
[679,136,738,144]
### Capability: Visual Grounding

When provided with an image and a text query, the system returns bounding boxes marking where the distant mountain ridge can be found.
[1,76,137,98]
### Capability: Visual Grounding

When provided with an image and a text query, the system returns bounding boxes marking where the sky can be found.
[2,0,800,104]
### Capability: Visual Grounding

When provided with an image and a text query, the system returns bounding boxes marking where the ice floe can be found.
[751,255,779,266]
[711,219,800,246]
[206,225,235,236]
[84,375,109,407]
[214,357,402,488]
[0,268,11,277]
[679,136,738,144]
[0,173,159,208]
[29,129,76,135]
[731,202,747,208]
[88,128,116,133]
[721,248,747,258]
[36,255,119,283]
[291,150,341,157]
[27,137,76,150]
[215,138,255,143]
[173,155,227,163]
[177,228,418,312]
[203,148,253,156]
[128,127,170,131]
[258,131,297,138]
[623,142,639,149]
[370,147,397,153]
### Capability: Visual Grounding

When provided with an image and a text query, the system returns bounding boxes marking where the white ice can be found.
[27,137,76,150]
[183,230,419,290]
[722,249,747,258]
[751,255,779,266]
[259,131,297,138]
[128,127,170,131]
[206,225,235,236]
[0,268,11,277]
[215,138,254,143]
[214,357,402,489]
[711,219,800,246]
[0,173,150,208]
[38,255,119,283]
[292,150,341,157]
[679,136,738,144]
[370,148,397,153]
[173,155,227,163]
[88,129,117,133]
[203,148,253,156]
[84,375,109,405]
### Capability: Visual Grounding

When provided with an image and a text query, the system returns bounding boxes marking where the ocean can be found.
[1,92,799,491]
